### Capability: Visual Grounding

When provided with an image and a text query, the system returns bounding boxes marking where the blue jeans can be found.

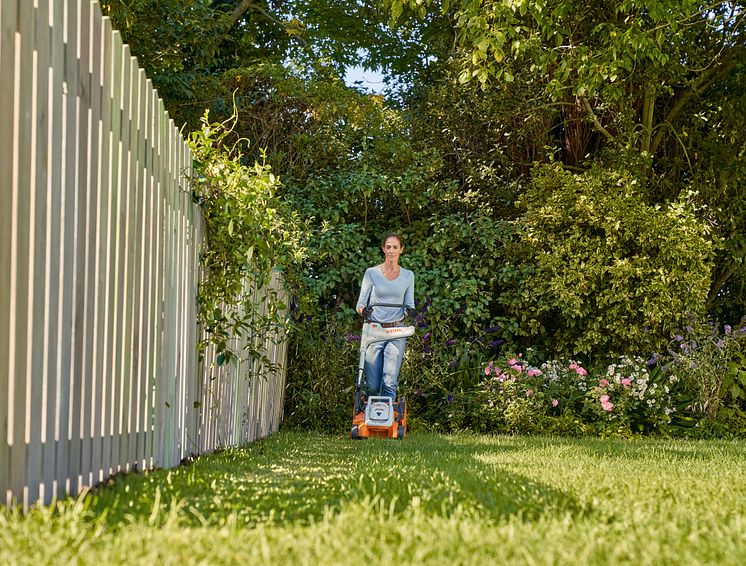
[364,336,407,399]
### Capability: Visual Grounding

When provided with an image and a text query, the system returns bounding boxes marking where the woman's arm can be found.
[356,269,373,314]
[404,271,415,310]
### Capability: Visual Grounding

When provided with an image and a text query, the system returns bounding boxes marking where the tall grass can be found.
[3,431,746,564]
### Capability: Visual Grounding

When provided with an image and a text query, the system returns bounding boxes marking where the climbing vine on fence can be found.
[187,110,305,366]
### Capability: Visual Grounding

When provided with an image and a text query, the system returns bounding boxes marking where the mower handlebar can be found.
[360,303,416,324]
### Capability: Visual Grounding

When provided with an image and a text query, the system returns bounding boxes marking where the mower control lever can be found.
[360,303,414,325]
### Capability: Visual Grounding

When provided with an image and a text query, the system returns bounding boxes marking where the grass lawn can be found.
[2,431,746,565]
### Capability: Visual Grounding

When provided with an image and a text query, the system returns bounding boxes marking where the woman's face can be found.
[382,237,403,263]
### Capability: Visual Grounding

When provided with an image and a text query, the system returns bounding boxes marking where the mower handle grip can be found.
[360,303,416,323]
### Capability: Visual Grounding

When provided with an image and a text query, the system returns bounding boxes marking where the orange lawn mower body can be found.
[350,304,414,440]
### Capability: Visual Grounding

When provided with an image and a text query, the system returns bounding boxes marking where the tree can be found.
[390,0,746,323]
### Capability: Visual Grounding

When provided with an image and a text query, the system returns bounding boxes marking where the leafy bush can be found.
[505,163,715,358]
[581,357,679,437]
[283,311,358,433]
[472,353,680,438]
[663,320,746,426]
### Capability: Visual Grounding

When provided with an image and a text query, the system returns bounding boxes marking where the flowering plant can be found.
[583,356,679,435]
[476,354,680,436]
[665,321,746,420]
[478,353,551,433]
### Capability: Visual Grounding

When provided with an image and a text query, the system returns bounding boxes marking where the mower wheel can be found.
[351,425,360,440]
[397,424,405,439]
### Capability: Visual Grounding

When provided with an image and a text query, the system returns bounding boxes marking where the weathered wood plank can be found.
[128,63,145,470]
[141,80,157,471]
[153,98,171,468]
[63,0,84,497]
[44,0,66,503]
[115,44,133,475]
[83,0,101,489]
[76,0,95,490]
[9,0,35,508]
[0,0,18,507]
[30,0,51,505]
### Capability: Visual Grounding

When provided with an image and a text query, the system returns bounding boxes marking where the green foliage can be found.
[101,0,745,437]
[403,58,555,186]
[283,313,358,432]
[393,0,742,115]
[389,0,746,326]
[452,353,682,437]
[506,163,714,357]
[665,320,746,422]
[187,110,304,363]
[100,0,317,127]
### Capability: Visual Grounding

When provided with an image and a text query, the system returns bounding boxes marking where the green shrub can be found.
[665,320,746,422]
[506,163,715,358]
[581,356,680,437]
[283,312,358,432]
[473,353,680,437]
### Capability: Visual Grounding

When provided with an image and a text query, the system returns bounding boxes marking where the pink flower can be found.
[526,368,543,377]
[526,389,534,397]
[507,358,518,366]
[551,399,559,407]
[599,379,609,387]
[569,363,578,370]
[518,352,523,358]
[485,366,492,375]
[599,394,613,412]
[621,378,632,387]
[575,366,588,376]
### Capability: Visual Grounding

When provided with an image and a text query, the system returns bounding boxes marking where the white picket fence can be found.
[0,0,288,508]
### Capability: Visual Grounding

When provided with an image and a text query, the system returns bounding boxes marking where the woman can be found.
[356,232,415,400]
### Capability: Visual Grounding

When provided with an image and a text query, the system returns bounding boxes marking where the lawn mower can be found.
[350,303,415,440]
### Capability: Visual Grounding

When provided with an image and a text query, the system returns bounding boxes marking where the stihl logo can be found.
[385,328,403,334]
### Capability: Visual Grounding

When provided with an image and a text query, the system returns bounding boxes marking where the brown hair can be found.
[381,232,403,248]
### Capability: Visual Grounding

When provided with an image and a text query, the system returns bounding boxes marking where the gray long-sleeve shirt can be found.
[356,265,415,323]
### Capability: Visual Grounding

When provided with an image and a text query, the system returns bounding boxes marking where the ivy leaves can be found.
[188,110,303,363]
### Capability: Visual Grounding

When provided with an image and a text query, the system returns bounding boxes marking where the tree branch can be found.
[229,0,254,29]
[581,97,615,143]
[650,53,737,155]
[641,86,655,155]
[707,262,738,309]
[222,0,308,46]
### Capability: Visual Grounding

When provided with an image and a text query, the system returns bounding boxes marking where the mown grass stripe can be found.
[2,431,746,565]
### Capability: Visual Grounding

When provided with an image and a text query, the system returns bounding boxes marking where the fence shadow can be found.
[83,431,588,529]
